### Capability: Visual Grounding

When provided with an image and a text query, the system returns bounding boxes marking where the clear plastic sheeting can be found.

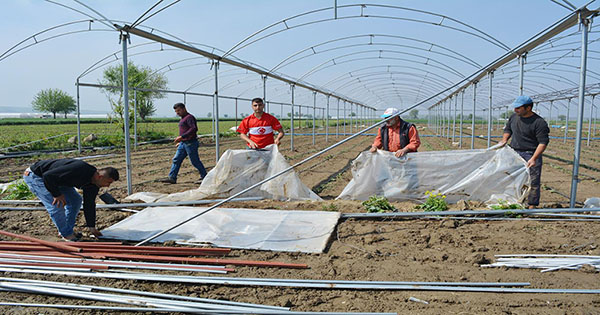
[101,207,340,253]
[155,144,320,202]
[337,145,530,204]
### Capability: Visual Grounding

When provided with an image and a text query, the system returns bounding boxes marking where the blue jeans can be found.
[23,172,82,237]
[516,150,543,206]
[168,139,207,181]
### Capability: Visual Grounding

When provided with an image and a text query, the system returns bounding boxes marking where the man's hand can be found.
[369,146,378,153]
[88,227,103,238]
[395,148,409,158]
[174,136,183,143]
[274,138,281,146]
[527,158,536,168]
[52,195,66,208]
[498,140,507,147]
[248,140,259,149]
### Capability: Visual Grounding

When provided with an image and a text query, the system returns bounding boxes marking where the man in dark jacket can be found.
[499,95,550,209]
[23,159,119,241]
[370,107,421,157]
[160,103,208,184]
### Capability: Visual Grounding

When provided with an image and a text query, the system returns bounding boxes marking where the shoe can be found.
[158,177,176,184]
[62,232,82,242]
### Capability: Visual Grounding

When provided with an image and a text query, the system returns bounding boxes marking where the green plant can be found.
[2,180,35,200]
[415,191,448,212]
[489,199,524,210]
[321,203,338,212]
[362,195,395,213]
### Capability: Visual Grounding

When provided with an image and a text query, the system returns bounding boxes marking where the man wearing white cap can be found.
[370,107,421,157]
[499,95,549,209]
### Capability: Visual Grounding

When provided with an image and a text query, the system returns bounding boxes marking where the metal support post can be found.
[326,96,330,142]
[336,98,340,137]
[452,95,457,143]
[76,79,81,153]
[213,61,220,162]
[549,101,553,126]
[290,84,295,151]
[133,89,138,148]
[121,32,132,195]
[570,16,591,208]
[587,96,594,146]
[234,98,238,127]
[343,101,347,135]
[519,53,526,95]
[460,90,464,148]
[349,103,353,134]
[262,75,267,112]
[564,99,571,143]
[472,82,477,149]
[488,71,494,148]
[446,100,450,138]
[312,92,316,145]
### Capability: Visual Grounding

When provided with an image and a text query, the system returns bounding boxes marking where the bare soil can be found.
[1,126,600,314]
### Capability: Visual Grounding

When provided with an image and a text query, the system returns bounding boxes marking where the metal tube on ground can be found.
[341,207,600,219]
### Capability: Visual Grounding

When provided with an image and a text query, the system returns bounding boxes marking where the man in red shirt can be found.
[370,107,420,157]
[237,98,284,149]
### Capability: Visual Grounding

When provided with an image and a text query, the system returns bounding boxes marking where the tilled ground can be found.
[1,127,599,314]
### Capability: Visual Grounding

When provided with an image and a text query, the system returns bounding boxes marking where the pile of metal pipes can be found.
[0,230,308,270]
[0,277,397,314]
[482,254,600,273]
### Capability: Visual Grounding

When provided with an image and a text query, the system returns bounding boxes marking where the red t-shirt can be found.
[237,113,282,148]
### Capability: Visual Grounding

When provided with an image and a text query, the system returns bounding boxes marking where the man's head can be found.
[511,95,534,117]
[251,98,265,115]
[381,107,400,126]
[173,103,188,117]
[93,167,119,188]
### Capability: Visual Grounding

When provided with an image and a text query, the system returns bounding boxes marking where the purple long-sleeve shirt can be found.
[179,113,198,141]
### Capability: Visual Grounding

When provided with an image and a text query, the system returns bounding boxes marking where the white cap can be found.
[381,107,399,118]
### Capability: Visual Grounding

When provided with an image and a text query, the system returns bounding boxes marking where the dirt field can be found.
[1,125,599,314]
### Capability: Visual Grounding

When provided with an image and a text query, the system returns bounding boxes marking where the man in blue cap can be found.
[499,95,550,209]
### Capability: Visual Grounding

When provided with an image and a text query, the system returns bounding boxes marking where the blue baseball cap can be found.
[512,95,533,108]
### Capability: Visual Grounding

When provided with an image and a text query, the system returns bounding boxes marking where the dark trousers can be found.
[516,150,542,206]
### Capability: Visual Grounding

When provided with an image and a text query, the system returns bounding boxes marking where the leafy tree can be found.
[500,110,513,119]
[207,112,212,118]
[31,88,76,119]
[409,109,419,119]
[349,112,356,117]
[101,62,168,124]
[558,114,566,121]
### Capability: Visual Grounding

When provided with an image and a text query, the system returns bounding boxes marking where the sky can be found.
[0,0,598,118]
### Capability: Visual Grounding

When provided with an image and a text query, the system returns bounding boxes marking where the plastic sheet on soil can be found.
[337,145,530,204]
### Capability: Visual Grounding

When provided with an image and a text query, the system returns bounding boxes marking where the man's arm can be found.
[370,128,383,152]
[240,133,258,149]
[274,128,284,145]
[499,132,511,147]
[528,143,547,168]
[82,185,101,236]
[396,125,421,157]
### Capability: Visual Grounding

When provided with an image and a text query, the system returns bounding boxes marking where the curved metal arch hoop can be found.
[223,3,509,58]
[269,34,481,73]
[332,77,443,98]
[325,70,449,92]
[299,51,466,82]
[322,64,454,88]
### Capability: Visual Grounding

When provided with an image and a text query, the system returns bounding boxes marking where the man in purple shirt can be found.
[159,103,207,184]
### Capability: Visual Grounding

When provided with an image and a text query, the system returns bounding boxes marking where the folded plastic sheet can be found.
[151,144,320,202]
[337,145,530,204]
[101,207,340,253]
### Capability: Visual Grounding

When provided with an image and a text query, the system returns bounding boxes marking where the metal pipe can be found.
[76,79,81,153]
[519,53,526,95]
[341,207,600,219]
[133,89,138,148]
[570,16,591,208]
[452,95,457,143]
[235,98,238,127]
[487,71,494,148]
[336,98,340,138]
[564,98,571,143]
[472,82,477,149]
[290,84,295,151]
[313,92,316,145]
[262,75,267,112]
[587,96,594,146]
[214,61,221,162]
[459,90,464,148]
[121,32,133,195]
[326,96,330,142]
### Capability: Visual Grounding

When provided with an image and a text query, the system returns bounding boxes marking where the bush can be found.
[489,199,523,210]
[415,191,448,212]
[2,180,35,200]
[362,195,395,213]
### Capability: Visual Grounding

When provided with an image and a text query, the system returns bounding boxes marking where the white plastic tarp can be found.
[101,207,340,253]
[337,145,530,204]
[149,144,320,202]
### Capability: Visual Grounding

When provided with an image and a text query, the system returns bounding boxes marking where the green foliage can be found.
[2,180,35,200]
[362,195,395,213]
[321,203,338,212]
[31,88,76,119]
[415,191,448,212]
[500,110,513,119]
[101,61,168,124]
[489,199,523,210]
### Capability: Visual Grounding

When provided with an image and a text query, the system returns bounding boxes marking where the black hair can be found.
[173,103,186,109]
[99,167,119,181]
[251,98,264,105]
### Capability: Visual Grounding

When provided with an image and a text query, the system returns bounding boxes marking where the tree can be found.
[207,112,212,118]
[31,88,76,119]
[349,112,356,117]
[500,110,513,119]
[558,114,566,121]
[101,62,168,123]
[409,109,419,119]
